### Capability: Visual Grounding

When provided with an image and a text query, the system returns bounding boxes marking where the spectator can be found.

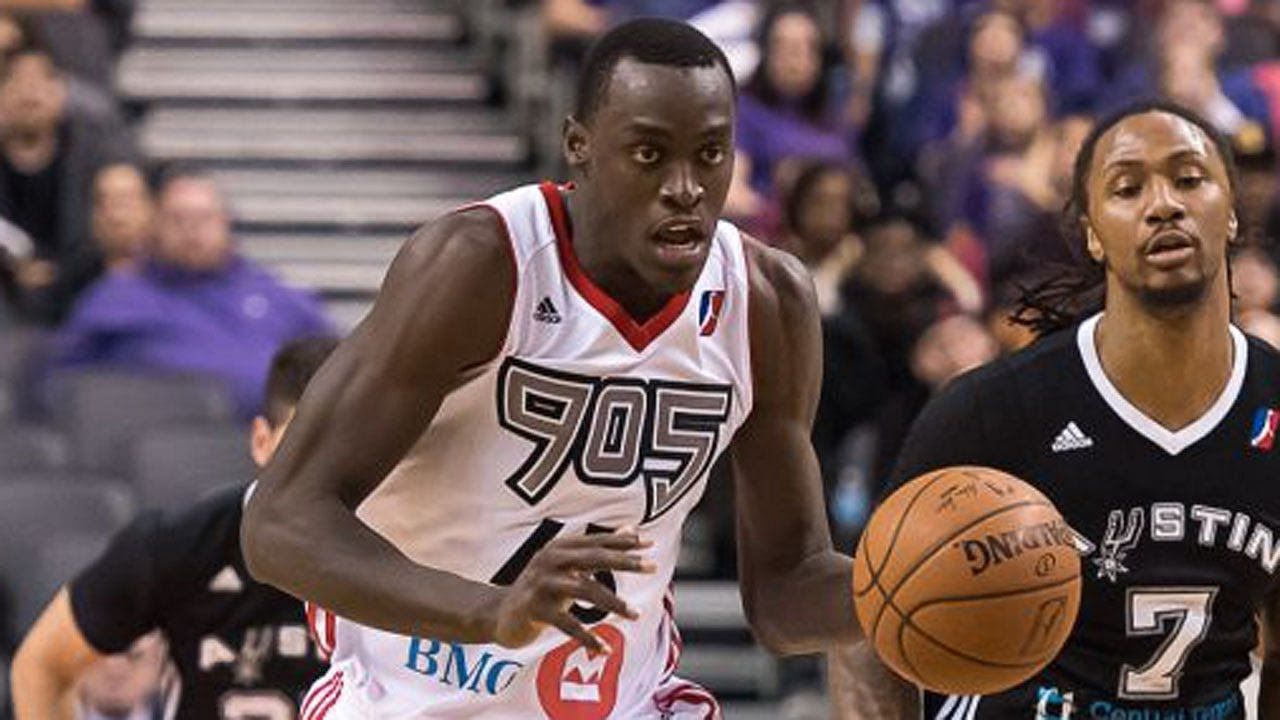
[776,161,866,314]
[774,162,887,506]
[88,162,151,272]
[1102,0,1272,141]
[727,2,853,220]
[908,311,1000,391]
[48,170,333,419]
[940,77,1092,300]
[1010,0,1101,115]
[13,162,150,331]
[1233,140,1280,258]
[900,9,1030,168]
[1233,244,1280,348]
[0,0,134,89]
[0,42,133,325]
[840,212,975,487]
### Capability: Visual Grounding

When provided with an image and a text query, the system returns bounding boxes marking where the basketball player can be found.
[241,18,857,719]
[10,337,338,719]
[833,100,1280,719]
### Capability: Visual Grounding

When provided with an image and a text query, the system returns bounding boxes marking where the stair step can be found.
[229,195,465,228]
[144,129,525,166]
[270,262,388,295]
[121,69,487,103]
[208,168,526,198]
[144,0,453,10]
[240,234,403,264]
[134,8,463,43]
[142,107,513,136]
[121,46,477,75]
[323,297,374,331]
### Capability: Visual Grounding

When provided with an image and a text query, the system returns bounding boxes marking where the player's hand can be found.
[489,527,654,653]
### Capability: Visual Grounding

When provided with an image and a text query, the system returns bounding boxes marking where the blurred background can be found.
[2,0,1280,717]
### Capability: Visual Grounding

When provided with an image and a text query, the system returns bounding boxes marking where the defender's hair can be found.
[1012,100,1239,335]
[264,337,339,425]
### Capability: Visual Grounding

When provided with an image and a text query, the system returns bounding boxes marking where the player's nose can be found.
[660,162,704,209]
[1144,177,1187,226]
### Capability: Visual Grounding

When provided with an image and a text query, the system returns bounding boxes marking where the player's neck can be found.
[1095,288,1233,432]
[563,191,672,321]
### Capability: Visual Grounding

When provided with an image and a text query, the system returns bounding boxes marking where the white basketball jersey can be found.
[313,182,754,719]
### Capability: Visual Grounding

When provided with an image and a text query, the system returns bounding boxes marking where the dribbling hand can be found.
[489,528,654,653]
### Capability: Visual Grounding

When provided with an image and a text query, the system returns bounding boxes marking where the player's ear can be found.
[1084,220,1105,263]
[563,116,590,170]
[1228,212,1239,240]
[250,416,275,468]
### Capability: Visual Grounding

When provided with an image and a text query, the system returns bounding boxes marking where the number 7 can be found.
[1119,587,1217,699]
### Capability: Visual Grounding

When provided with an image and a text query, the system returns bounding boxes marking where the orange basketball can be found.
[852,466,1082,696]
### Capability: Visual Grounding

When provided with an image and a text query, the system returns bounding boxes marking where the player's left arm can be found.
[1260,590,1280,718]
[728,238,858,655]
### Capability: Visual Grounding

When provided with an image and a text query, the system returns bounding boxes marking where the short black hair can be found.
[263,337,338,426]
[1015,100,1239,335]
[575,17,735,123]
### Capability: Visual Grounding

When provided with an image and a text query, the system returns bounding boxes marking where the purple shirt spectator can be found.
[736,92,852,193]
[51,256,332,419]
[48,170,333,419]
[586,0,719,22]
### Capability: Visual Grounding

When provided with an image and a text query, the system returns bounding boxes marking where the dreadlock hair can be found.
[1012,99,1240,336]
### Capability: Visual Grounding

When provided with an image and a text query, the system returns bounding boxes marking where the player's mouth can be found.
[651,218,709,268]
[1143,229,1198,270]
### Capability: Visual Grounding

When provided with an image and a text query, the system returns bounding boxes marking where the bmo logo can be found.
[537,625,625,719]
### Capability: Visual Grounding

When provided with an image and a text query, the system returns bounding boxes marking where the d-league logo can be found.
[698,290,725,336]
[1251,407,1280,451]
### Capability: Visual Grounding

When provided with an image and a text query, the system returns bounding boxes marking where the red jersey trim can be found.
[537,181,691,352]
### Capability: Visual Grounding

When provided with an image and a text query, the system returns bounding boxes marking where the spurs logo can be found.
[1094,508,1144,582]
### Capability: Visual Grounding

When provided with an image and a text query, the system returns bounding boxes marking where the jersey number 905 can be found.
[497,358,732,522]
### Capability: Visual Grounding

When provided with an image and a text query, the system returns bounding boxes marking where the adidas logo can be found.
[534,297,562,324]
[1051,422,1094,453]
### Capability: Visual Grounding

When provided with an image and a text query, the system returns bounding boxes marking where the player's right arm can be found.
[829,370,996,716]
[242,209,647,653]
[11,589,102,720]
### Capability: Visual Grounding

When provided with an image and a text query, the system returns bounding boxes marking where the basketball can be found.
[852,466,1082,696]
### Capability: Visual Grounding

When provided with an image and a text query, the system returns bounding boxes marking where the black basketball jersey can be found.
[69,485,327,719]
[890,315,1280,720]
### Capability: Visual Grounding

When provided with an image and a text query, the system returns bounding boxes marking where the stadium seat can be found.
[48,371,235,473]
[0,479,134,652]
[0,327,47,422]
[10,531,115,645]
[0,425,70,475]
[131,423,255,513]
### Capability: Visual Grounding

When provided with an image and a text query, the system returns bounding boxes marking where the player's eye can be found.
[1175,175,1205,190]
[1113,183,1141,199]
[632,145,661,166]
[699,145,727,166]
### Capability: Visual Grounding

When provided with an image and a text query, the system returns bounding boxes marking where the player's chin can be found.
[1138,273,1212,308]
[644,243,709,290]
